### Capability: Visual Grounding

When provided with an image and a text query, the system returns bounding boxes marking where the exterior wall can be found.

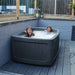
[0,20,38,67]
[38,19,75,40]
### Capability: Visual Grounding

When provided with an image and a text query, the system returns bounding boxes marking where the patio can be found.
[0,0,75,75]
[0,40,71,75]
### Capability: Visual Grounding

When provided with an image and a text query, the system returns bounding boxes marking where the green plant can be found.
[29,2,34,8]
[37,0,41,8]
[20,4,24,6]
[0,1,1,5]
[28,0,41,8]
[69,1,75,9]
[73,4,75,9]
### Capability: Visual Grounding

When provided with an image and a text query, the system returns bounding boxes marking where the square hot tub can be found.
[11,27,59,66]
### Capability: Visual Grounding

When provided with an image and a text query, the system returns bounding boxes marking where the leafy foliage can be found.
[73,4,75,9]
[37,0,40,8]
[69,1,75,9]
[29,0,41,8]
[0,1,1,5]
[29,1,34,8]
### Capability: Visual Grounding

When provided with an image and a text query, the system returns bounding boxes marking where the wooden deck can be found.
[0,40,71,75]
[70,41,75,75]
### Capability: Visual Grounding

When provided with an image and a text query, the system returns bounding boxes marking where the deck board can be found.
[48,60,57,75]
[63,41,71,75]
[47,41,61,75]
[31,66,42,75]
[39,67,49,75]
[70,41,75,75]
[55,40,65,75]
[0,40,71,75]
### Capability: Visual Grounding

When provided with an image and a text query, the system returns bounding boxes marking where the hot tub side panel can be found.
[11,37,52,65]
[48,35,59,64]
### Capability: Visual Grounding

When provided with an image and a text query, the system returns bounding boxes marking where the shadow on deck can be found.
[0,40,70,75]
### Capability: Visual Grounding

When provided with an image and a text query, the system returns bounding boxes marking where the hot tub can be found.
[11,27,59,66]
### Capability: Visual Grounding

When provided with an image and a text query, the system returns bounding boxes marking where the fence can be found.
[0,0,35,21]
[0,0,75,21]
[39,0,75,19]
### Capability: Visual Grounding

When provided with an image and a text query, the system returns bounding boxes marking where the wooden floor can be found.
[70,41,75,75]
[0,40,71,75]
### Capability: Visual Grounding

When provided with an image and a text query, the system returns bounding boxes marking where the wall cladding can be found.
[0,20,38,67]
[38,19,75,40]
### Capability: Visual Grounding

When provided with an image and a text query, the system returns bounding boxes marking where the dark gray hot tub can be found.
[11,27,59,66]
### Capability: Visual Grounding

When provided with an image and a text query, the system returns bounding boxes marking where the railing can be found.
[0,0,36,21]
[39,0,75,19]
[19,0,35,19]
[0,0,75,21]
[0,0,16,21]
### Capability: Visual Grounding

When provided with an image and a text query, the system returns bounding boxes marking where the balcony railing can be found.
[0,0,75,21]
[39,0,75,19]
[0,0,36,21]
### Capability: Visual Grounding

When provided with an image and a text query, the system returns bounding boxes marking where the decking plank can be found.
[39,66,49,75]
[31,66,42,75]
[55,40,65,75]
[63,41,71,75]
[0,40,71,75]
[70,41,75,75]
[48,41,61,75]
[0,62,23,75]
[0,61,31,75]
[47,60,57,75]
[24,65,39,75]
